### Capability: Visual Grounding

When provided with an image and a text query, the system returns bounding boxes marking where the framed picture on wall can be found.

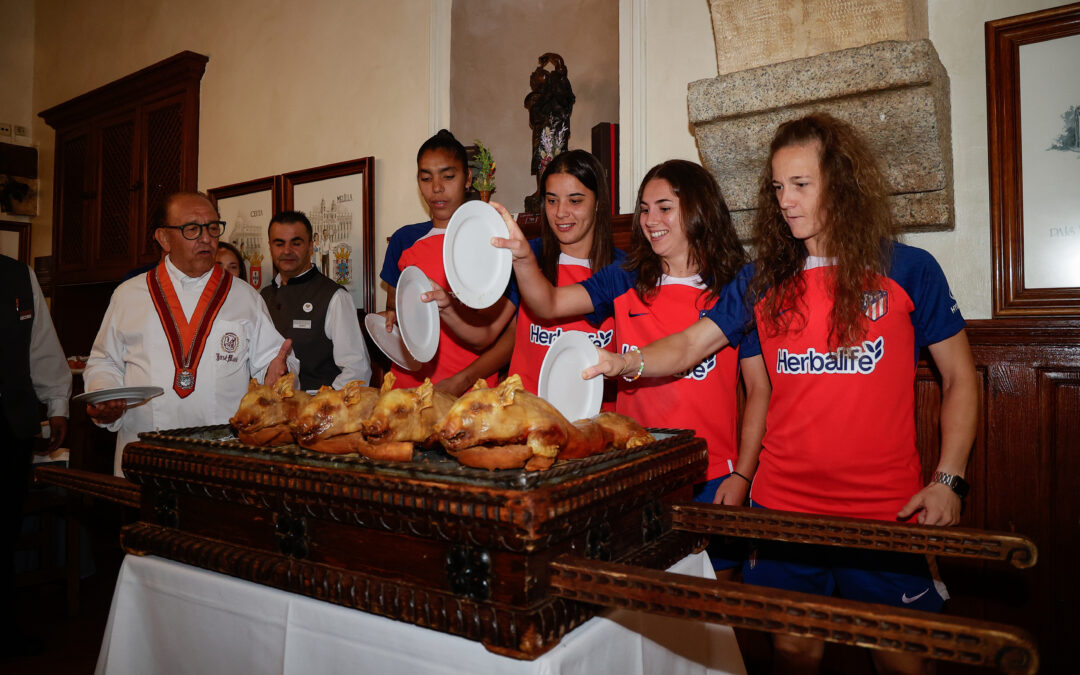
[208,176,281,291]
[283,158,375,313]
[987,4,1080,316]
[0,219,30,262]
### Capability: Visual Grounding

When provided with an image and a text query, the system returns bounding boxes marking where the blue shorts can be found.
[692,475,748,572]
[741,504,947,612]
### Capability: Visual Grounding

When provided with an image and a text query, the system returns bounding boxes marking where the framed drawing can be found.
[987,3,1080,316]
[283,157,375,313]
[0,219,30,262]
[207,176,281,291]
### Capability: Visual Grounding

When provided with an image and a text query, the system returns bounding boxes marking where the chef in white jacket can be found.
[84,192,295,476]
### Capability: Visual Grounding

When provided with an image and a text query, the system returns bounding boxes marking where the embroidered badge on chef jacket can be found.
[221,333,239,353]
[293,319,312,329]
[302,302,313,313]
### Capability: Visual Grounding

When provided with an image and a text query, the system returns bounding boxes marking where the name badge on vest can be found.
[293,319,312,329]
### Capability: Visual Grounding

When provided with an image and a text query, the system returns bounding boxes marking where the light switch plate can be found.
[13,125,29,139]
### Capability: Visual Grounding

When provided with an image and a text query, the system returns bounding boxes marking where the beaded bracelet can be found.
[622,347,645,382]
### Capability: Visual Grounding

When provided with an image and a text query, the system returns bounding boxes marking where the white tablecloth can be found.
[96,552,745,675]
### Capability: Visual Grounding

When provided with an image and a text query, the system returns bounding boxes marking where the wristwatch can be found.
[930,471,970,498]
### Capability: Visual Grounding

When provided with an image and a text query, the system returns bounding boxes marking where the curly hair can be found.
[748,113,896,350]
[538,150,615,285]
[625,160,746,304]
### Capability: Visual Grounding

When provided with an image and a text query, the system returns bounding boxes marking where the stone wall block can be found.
[689,39,954,234]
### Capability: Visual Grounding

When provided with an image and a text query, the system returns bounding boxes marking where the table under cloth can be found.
[95,551,745,674]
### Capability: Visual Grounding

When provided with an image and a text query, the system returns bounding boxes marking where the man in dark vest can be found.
[262,211,371,391]
[0,254,71,656]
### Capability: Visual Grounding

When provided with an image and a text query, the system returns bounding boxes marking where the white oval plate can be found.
[395,266,440,363]
[364,313,422,372]
[73,386,164,408]
[537,330,603,421]
[443,200,512,309]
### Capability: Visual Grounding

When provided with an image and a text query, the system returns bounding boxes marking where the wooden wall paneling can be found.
[913,318,1080,674]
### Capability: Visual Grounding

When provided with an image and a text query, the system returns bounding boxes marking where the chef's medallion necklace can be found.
[147,261,233,398]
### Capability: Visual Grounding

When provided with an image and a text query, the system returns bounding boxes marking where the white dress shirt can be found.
[85,256,298,476]
[27,265,72,418]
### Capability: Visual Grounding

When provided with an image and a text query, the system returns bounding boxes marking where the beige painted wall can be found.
[617,0,717,212]
[30,0,438,309]
[450,0,619,213]
[26,0,1064,318]
[0,0,35,139]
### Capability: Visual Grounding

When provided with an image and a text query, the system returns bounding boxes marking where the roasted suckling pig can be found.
[433,375,654,470]
[229,374,310,446]
[290,380,379,454]
[360,373,457,461]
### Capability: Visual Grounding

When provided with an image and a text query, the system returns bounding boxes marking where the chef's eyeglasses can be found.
[160,221,227,240]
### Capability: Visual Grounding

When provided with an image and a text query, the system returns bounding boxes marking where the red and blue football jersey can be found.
[380,221,497,389]
[734,244,965,521]
[582,264,749,481]
[507,239,625,397]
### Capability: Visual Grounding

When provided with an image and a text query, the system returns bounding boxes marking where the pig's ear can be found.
[496,376,523,408]
[380,372,396,395]
[416,379,434,409]
[343,380,366,404]
[273,373,295,398]
[247,378,259,392]
[469,379,489,391]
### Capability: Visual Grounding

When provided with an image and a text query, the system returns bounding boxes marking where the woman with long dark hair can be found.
[491,160,770,574]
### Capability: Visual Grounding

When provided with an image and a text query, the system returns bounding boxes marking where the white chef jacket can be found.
[271,268,372,390]
[85,256,298,476]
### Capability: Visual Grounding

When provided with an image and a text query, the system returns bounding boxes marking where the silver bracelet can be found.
[622,347,645,382]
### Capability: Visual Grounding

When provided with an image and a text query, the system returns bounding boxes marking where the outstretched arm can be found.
[583,317,732,380]
[897,330,978,526]
[488,202,594,319]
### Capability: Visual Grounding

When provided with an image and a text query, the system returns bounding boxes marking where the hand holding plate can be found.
[421,280,454,310]
[488,202,533,263]
[88,399,127,424]
[581,346,628,380]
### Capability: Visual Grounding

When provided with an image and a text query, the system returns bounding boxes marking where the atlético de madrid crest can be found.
[862,289,889,321]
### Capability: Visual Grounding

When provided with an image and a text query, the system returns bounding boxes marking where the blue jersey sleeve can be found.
[888,243,965,347]
[580,262,637,324]
[703,263,755,348]
[738,326,762,358]
[506,238,544,308]
[380,222,432,288]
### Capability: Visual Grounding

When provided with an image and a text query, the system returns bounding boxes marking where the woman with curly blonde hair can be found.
[584,114,978,673]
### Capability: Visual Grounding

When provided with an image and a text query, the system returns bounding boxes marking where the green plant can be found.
[470,140,496,193]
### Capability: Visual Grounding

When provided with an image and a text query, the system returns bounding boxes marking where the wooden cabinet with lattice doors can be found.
[41,51,206,284]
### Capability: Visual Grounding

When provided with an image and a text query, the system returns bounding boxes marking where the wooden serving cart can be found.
[40,426,1038,672]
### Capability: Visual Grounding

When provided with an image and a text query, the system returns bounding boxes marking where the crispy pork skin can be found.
[291,380,379,449]
[230,375,310,446]
[362,373,456,449]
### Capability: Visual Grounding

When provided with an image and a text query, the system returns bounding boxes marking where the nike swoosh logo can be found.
[901,588,930,604]
[628,311,649,318]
